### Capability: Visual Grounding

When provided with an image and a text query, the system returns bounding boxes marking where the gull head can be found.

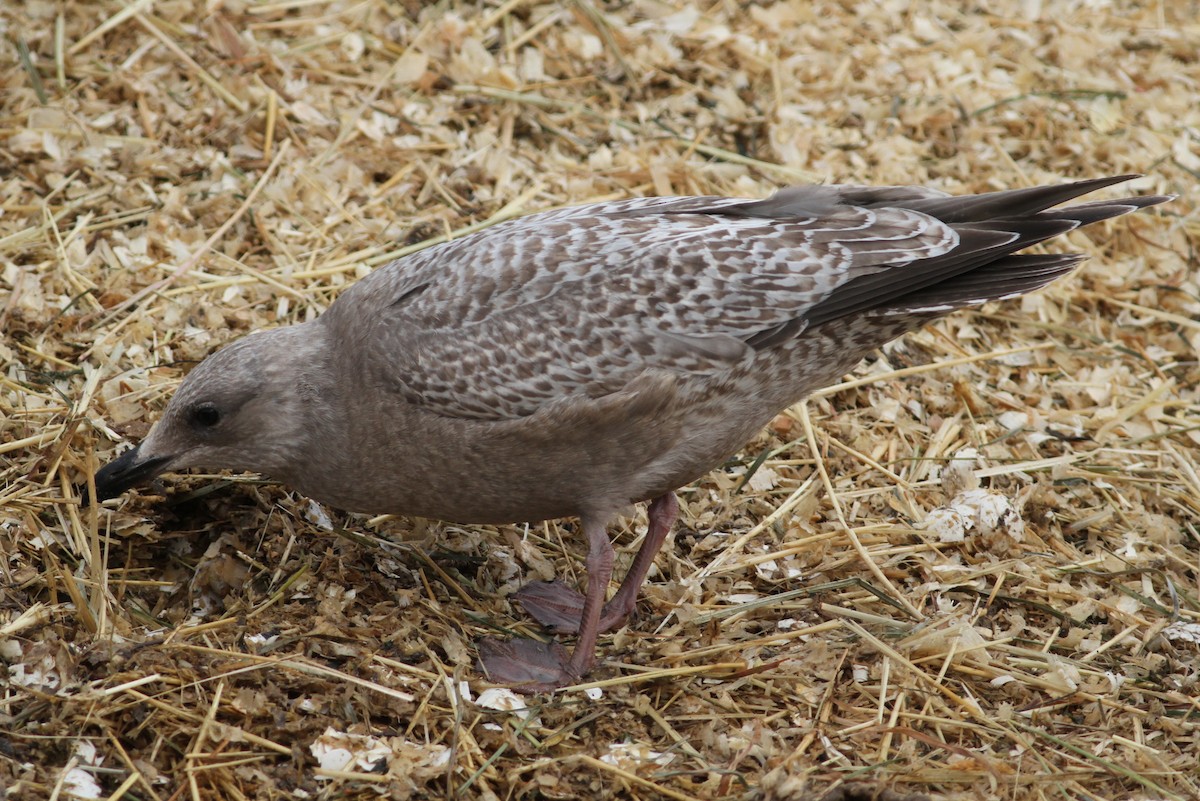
[92,325,328,502]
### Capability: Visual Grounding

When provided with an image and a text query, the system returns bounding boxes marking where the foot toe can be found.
[514,579,586,633]
[477,637,575,691]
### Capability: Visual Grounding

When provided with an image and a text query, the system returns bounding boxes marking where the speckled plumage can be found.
[339,190,957,420]
[93,175,1170,689]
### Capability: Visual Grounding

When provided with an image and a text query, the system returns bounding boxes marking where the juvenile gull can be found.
[94,175,1170,690]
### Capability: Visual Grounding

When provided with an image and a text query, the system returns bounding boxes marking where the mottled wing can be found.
[345,189,958,419]
[340,177,1166,421]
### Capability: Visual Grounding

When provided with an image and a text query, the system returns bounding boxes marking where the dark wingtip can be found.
[1136,194,1177,208]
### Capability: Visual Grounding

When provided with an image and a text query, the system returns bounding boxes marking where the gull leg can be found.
[515,494,678,634]
[600,493,677,626]
[478,512,615,690]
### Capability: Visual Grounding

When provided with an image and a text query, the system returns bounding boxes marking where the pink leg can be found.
[478,511,615,690]
[514,494,678,635]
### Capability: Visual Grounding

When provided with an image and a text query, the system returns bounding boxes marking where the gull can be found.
[93,174,1170,690]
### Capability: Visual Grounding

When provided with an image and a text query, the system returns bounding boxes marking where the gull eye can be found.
[189,402,221,429]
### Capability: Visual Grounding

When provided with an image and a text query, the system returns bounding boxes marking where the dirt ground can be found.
[1,1,1197,799]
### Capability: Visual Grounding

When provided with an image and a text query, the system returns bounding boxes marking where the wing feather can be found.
[324,178,1164,420]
